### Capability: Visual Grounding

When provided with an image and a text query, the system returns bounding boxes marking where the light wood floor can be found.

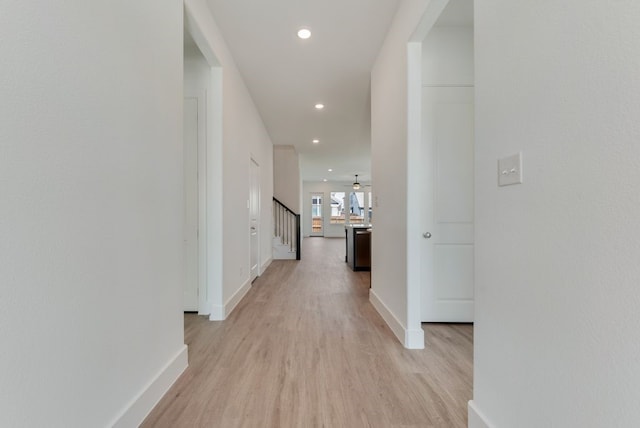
[142,238,473,428]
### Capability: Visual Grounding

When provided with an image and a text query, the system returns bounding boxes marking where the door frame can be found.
[309,192,324,236]
[249,157,261,282]
[405,0,451,349]
[408,0,476,335]
[184,4,224,319]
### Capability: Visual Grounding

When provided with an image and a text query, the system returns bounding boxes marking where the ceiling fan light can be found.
[352,173,361,190]
[297,28,311,39]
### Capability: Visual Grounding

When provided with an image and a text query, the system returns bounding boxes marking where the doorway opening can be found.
[182,29,207,313]
[420,0,475,323]
[310,192,324,236]
[249,158,260,282]
[406,0,475,337]
[183,8,224,319]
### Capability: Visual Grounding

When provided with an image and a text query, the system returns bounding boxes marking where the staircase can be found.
[272,236,297,260]
[273,197,300,260]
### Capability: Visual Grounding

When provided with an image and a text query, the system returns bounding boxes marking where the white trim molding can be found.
[468,400,494,428]
[209,304,225,321]
[369,289,424,349]
[111,345,188,428]
[261,257,272,275]
[224,278,252,317]
[210,276,254,321]
[405,327,425,349]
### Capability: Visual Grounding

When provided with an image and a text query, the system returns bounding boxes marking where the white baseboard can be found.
[198,298,211,316]
[224,278,251,317]
[209,278,252,321]
[111,345,188,428]
[324,233,345,238]
[261,257,272,274]
[468,400,494,428]
[209,304,224,321]
[369,289,424,349]
[405,327,425,349]
[369,289,404,344]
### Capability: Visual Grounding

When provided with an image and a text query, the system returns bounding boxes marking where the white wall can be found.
[274,145,301,213]
[302,181,372,238]
[422,25,473,85]
[0,1,186,426]
[370,0,430,348]
[471,1,640,427]
[185,0,274,317]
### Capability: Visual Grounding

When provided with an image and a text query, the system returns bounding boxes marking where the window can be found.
[311,196,322,217]
[330,191,368,225]
[348,192,365,224]
[330,192,345,224]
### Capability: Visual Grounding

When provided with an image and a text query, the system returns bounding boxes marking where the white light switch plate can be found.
[498,152,523,186]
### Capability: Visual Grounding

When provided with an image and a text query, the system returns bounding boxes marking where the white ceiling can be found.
[205,0,402,183]
[203,0,472,184]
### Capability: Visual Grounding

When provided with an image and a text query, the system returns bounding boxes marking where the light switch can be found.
[498,152,523,186]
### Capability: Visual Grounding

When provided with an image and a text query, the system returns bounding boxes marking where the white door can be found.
[183,97,199,311]
[249,159,260,282]
[421,86,474,322]
[310,193,324,236]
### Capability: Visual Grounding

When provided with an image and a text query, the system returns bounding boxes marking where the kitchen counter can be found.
[345,225,371,271]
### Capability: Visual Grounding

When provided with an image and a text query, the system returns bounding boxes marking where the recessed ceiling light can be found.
[312,139,319,144]
[323,179,328,182]
[297,28,311,39]
[315,103,324,110]
[328,168,333,172]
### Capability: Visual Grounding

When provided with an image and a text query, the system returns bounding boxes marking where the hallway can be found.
[143,238,473,427]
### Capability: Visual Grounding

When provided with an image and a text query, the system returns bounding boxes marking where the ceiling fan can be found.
[345,174,371,190]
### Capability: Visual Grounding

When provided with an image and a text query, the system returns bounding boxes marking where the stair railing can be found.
[273,197,301,260]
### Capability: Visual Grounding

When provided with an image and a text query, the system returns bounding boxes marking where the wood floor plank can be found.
[142,237,473,427]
